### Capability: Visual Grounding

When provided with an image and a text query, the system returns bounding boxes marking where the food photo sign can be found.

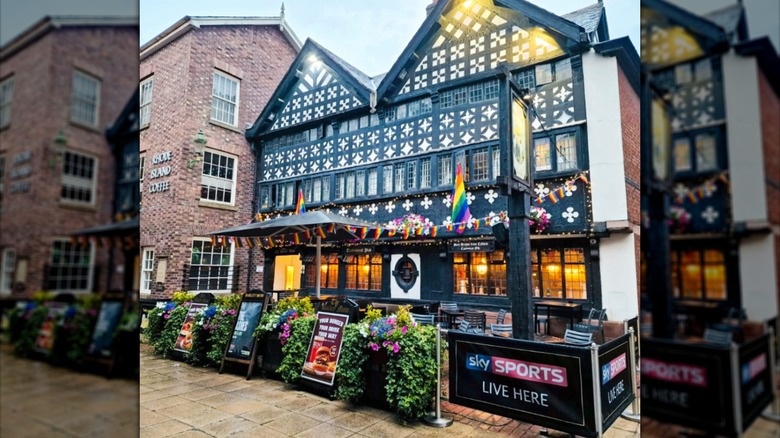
[173,303,206,353]
[301,312,349,386]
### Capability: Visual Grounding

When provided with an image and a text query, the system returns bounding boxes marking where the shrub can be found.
[276,315,316,383]
[214,293,242,311]
[153,305,188,357]
[144,305,168,344]
[205,308,238,366]
[14,306,49,357]
[335,323,368,402]
[171,291,195,305]
[64,306,98,363]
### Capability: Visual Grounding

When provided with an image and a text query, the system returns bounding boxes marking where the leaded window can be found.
[438,154,452,186]
[356,170,366,197]
[383,165,393,193]
[368,168,378,195]
[471,148,489,181]
[420,158,431,189]
[531,247,587,300]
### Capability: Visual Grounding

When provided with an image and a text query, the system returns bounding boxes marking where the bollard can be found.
[424,323,453,427]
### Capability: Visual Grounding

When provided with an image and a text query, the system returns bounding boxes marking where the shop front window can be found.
[305,254,339,289]
[531,247,587,300]
[345,253,382,291]
[453,251,506,296]
[671,247,727,300]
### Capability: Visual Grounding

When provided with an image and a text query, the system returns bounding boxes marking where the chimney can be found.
[426,0,439,16]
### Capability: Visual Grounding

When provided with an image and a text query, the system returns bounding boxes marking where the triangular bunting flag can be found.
[451,163,471,235]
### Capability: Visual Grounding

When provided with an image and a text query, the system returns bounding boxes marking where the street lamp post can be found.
[498,66,535,340]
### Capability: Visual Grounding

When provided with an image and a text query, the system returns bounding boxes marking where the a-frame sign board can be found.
[219,291,271,380]
[170,294,215,361]
[83,290,128,376]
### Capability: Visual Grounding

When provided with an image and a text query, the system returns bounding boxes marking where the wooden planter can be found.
[259,329,284,376]
[363,347,391,410]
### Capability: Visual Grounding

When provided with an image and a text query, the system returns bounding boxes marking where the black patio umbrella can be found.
[209,210,382,297]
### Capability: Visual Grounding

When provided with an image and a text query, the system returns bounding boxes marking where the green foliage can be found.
[363,305,383,324]
[214,293,242,311]
[65,308,97,363]
[205,309,238,365]
[76,294,102,310]
[171,291,195,305]
[385,324,438,420]
[277,296,315,315]
[144,306,166,344]
[14,306,48,357]
[31,291,56,304]
[255,296,316,336]
[153,305,188,357]
[335,323,368,402]
[276,315,316,383]
[117,309,140,333]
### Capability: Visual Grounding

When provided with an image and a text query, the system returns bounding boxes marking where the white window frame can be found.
[61,150,98,206]
[189,238,234,293]
[1,248,15,294]
[139,76,153,127]
[211,70,240,127]
[368,168,378,195]
[70,70,100,128]
[200,149,238,206]
[140,247,154,294]
[0,76,14,129]
[47,239,94,293]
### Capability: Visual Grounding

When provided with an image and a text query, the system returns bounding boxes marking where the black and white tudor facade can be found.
[247,0,640,321]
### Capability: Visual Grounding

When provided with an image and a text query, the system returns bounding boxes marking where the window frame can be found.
[0,75,14,129]
[60,150,98,206]
[200,149,238,206]
[211,70,240,127]
[452,251,507,297]
[670,245,728,301]
[140,247,154,294]
[139,76,153,128]
[532,126,582,177]
[530,245,590,301]
[672,126,724,176]
[344,253,383,291]
[188,238,235,293]
[1,247,15,294]
[46,239,94,293]
[70,70,100,128]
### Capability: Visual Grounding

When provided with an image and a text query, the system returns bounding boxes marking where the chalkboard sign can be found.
[88,301,124,357]
[226,293,270,359]
[219,292,271,379]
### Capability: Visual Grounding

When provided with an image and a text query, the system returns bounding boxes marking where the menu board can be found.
[33,303,68,354]
[88,301,124,357]
[173,303,205,353]
[226,296,267,359]
[301,312,349,386]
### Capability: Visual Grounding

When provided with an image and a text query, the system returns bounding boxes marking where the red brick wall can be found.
[757,68,780,316]
[139,24,297,299]
[617,65,641,299]
[0,26,138,296]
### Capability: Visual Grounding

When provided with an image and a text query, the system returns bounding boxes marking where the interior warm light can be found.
[476,264,488,275]
[362,265,370,274]
[463,0,474,8]
[685,264,700,273]
[285,265,294,290]
[321,265,328,272]
[546,265,560,272]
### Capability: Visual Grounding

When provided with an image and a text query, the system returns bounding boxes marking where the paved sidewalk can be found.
[140,343,640,437]
[0,343,138,437]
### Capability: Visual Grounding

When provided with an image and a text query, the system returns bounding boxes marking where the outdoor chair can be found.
[710,307,746,341]
[457,319,483,334]
[572,308,607,343]
[463,310,487,331]
[536,315,549,335]
[496,309,507,324]
[563,329,593,346]
[703,328,732,346]
[411,313,435,326]
[438,302,459,328]
[490,323,512,338]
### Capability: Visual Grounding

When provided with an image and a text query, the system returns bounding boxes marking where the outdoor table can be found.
[533,300,583,335]
[534,334,566,343]
[440,308,464,328]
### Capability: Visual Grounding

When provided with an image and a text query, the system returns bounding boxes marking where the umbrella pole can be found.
[315,235,321,298]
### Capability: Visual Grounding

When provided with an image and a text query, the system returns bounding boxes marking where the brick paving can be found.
[140,343,641,437]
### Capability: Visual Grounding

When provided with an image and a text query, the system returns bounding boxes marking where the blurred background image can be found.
[640,0,779,436]
[0,0,140,437]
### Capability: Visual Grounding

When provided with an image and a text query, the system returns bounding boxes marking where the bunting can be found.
[673,172,729,205]
[373,228,382,240]
[316,227,326,238]
[451,163,471,235]
[534,171,591,205]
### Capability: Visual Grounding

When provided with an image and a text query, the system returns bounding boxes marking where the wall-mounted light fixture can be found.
[187,129,207,169]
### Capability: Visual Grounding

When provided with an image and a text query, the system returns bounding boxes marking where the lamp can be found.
[187,129,207,169]
[519,88,532,101]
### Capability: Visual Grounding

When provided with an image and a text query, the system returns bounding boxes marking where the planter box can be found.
[259,329,284,376]
[363,347,391,411]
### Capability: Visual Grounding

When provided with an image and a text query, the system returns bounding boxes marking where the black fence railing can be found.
[181,264,240,293]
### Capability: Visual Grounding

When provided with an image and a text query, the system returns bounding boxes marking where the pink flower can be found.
[229,309,236,315]
[164,314,170,319]
[401,326,408,335]
[392,342,400,354]
[370,343,379,351]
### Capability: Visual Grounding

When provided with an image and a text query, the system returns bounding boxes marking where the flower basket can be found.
[529,207,551,234]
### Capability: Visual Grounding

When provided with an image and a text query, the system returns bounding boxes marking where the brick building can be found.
[641,0,779,328]
[0,17,138,298]
[138,15,301,299]
[243,0,641,321]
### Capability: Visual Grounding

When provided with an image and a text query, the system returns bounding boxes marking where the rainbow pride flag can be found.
[295,189,306,214]
[451,163,471,234]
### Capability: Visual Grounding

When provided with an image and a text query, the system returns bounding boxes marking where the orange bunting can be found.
[373,228,382,240]
[328,223,336,233]
[686,192,698,204]
[431,226,438,237]
[316,227,326,238]
[388,229,397,237]
[210,235,217,246]
[474,221,480,231]
[547,192,558,204]
[579,174,589,184]
[403,228,410,239]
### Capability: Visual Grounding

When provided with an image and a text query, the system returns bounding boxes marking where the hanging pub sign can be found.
[448,240,495,253]
[301,312,349,386]
[449,331,596,436]
[505,80,533,193]
[173,302,206,353]
[87,300,124,357]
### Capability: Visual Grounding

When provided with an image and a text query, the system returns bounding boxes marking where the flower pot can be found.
[363,347,391,410]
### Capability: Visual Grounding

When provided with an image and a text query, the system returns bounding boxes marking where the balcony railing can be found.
[181,264,240,293]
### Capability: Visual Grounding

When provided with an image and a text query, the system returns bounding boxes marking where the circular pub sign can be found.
[392,255,419,293]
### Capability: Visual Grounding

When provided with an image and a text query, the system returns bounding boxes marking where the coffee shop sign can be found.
[148,151,172,194]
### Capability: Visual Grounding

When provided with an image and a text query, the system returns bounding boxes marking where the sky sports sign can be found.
[597,338,634,430]
[449,331,596,436]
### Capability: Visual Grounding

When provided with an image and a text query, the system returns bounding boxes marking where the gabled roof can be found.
[246,38,375,140]
[562,2,604,34]
[704,3,747,43]
[1,15,137,61]
[140,16,302,61]
[377,0,588,99]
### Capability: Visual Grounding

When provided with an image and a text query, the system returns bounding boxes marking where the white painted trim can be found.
[189,237,235,294]
[598,233,639,322]
[200,148,239,207]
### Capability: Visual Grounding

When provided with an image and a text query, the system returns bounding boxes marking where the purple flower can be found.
[401,326,408,335]
[164,314,170,319]
[229,309,236,315]
[370,343,379,351]
[392,342,400,354]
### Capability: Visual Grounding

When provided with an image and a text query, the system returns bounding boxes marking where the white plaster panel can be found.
[722,53,768,223]
[598,233,639,322]
[581,51,628,223]
[739,234,778,323]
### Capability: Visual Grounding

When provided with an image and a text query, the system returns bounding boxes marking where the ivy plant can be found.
[276,315,316,383]
[335,323,368,402]
[14,306,48,357]
[385,324,438,420]
[153,305,188,357]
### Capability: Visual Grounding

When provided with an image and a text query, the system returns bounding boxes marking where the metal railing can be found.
[181,264,240,293]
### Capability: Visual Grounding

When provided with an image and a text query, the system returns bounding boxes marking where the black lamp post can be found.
[497,66,535,340]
